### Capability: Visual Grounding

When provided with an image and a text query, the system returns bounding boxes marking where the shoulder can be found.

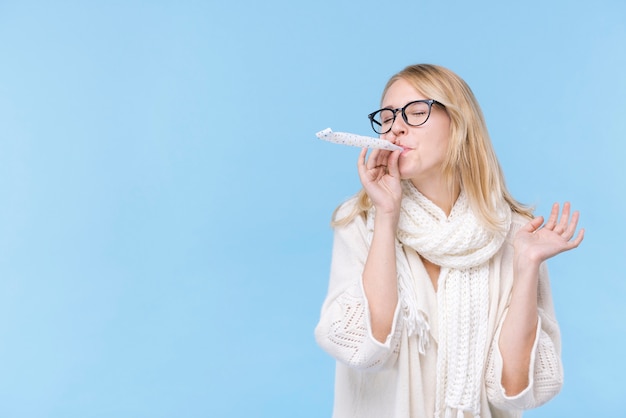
[333,195,358,221]
[502,212,532,247]
[330,194,371,245]
[332,194,365,225]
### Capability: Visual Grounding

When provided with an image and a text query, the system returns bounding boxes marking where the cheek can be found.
[432,134,451,160]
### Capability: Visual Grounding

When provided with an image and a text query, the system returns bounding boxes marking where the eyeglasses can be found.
[367,99,444,135]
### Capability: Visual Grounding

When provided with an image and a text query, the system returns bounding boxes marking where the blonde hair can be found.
[333,64,532,230]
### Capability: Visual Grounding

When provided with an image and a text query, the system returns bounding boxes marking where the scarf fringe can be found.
[396,240,430,353]
[440,407,479,418]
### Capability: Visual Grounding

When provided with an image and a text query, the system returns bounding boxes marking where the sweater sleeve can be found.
[484,262,564,410]
[314,202,403,371]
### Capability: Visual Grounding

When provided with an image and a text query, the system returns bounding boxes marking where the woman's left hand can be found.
[514,202,585,264]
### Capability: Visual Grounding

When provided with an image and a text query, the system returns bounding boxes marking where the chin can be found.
[398,165,418,180]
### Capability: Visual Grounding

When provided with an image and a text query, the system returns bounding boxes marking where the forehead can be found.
[381,78,427,107]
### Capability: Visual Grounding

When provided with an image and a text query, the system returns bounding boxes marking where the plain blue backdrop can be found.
[0,0,624,417]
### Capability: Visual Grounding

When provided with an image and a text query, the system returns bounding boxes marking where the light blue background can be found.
[0,1,624,417]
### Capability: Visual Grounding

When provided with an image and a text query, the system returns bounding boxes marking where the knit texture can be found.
[315,202,564,417]
[368,181,511,418]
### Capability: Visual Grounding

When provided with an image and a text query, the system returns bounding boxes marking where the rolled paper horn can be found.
[315,128,403,151]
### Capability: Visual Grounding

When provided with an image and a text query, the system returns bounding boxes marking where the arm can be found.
[498,202,584,395]
[357,147,403,343]
[485,264,563,410]
[314,198,403,370]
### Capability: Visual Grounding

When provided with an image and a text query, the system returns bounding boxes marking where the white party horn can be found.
[315,128,402,151]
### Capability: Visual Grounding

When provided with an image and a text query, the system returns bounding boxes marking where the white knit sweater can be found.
[315,198,563,418]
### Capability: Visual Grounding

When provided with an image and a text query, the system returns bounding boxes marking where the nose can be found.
[385,113,407,142]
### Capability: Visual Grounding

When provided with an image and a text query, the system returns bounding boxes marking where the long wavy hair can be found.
[333,64,532,230]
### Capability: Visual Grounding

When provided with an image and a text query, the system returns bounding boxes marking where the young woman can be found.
[315,64,584,418]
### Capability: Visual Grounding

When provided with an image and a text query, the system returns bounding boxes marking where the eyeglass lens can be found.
[371,101,432,134]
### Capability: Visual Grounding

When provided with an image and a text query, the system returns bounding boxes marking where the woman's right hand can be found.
[357,148,402,219]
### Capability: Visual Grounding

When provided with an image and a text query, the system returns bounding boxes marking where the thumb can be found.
[524,216,544,233]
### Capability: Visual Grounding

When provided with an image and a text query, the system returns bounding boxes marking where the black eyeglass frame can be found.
[367,99,445,135]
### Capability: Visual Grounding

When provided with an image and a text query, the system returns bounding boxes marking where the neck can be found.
[410,177,460,216]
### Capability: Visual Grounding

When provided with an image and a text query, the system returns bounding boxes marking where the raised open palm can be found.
[515,202,585,263]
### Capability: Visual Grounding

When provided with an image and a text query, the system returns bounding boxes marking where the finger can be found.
[571,228,585,247]
[562,209,580,240]
[563,227,585,251]
[371,149,391,170]
[358,147,368,165]
[523,215,544,233]
[544,203,560,230]
[555,201,572,233]
[357,148,369,177]
[366,148,381,170]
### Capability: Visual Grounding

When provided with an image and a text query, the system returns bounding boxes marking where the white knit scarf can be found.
[367,180,511,418]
